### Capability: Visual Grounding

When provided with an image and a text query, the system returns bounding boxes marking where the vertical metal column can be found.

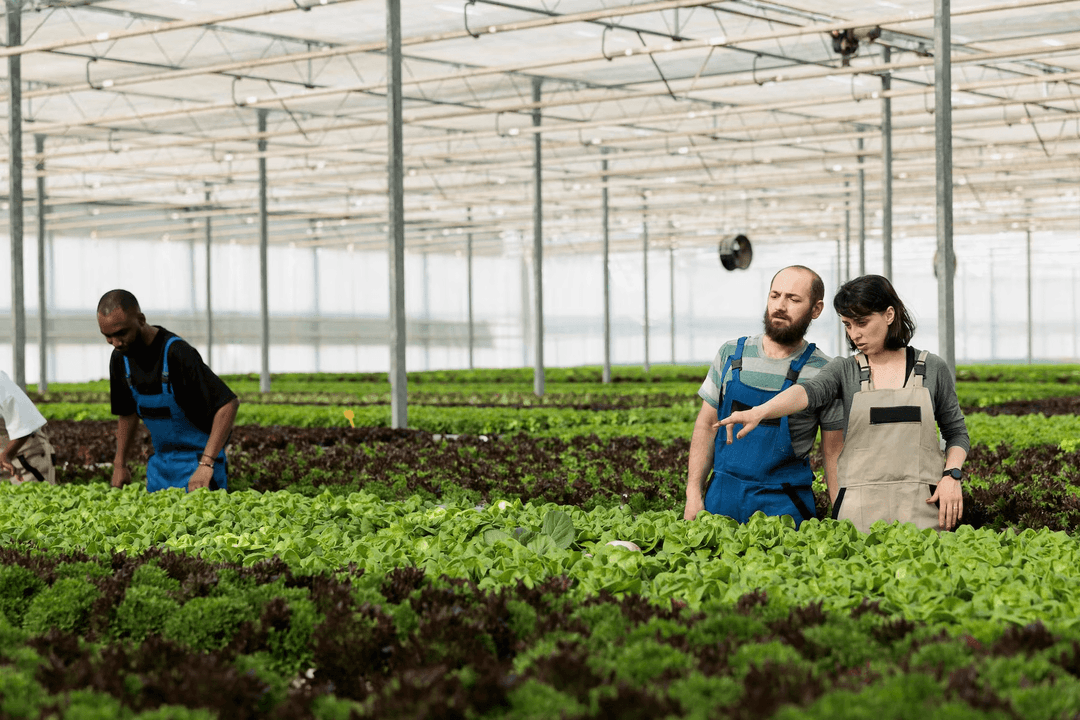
[882,46,893,280]
[669,244,675,363]
[8,2,25,389]
[34,133,46,393]
[843,181,851,281]
[257,109,271,393]
[988,249,997,360]
[857,131,866,277]
[421,252,430,370]
[204,187,213,368]
[466,207,474,370]
[601,151,611,384]
[387,0,408,425]
[532,77,545,397]
[836,235,844,355]
[312,247,321,372]
[1071,266,1080,360]
[642,200,650,373]
[934,0,956,371]
[1026,228,1033,364]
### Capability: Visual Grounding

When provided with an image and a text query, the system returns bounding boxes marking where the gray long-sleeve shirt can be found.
[801,347,971,453]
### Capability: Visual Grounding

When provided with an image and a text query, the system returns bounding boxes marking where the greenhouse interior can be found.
[5,3,1080,719]
[1,0,1079,386]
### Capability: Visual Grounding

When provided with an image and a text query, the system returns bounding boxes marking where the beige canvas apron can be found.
[0,419,57,485]
[832,350,943,533]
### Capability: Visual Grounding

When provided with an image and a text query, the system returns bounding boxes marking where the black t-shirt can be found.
[109,327,237,436]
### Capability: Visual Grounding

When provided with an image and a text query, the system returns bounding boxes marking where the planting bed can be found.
[2,363,1078,718]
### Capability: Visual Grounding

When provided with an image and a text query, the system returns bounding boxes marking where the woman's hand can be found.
[928,476,963,530]
[712,408,764,444]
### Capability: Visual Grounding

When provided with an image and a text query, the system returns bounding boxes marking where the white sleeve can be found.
[0,371,47,440]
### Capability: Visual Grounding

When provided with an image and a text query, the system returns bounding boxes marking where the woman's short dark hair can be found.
[833,274,915,351]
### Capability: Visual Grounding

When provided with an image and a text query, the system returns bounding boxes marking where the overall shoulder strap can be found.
[122,354,134,390]
[855,353,872,392]
[781,342,817,389]
[908,350,929,388]
[161,336,181,393]
[728,336,749,381]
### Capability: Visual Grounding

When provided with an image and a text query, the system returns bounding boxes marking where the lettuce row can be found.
[3,483,1080,633]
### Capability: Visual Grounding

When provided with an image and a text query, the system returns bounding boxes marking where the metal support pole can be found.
[601,151,611,384]
[642,200,650,373]
[1073,267,1078,360]
[836,235,844,355]
[989,250,996,360]
[1026,228,1033,364]
[532,77,545,397]
[312,247,321,372]
[858,131,866,277]
[8,2,25,389]
[466,207,474,370]
[844,181,851,282]
[934,0,956,372]
[669,244,676,363]
[388,0,408,425]
[421,252,430,370]
[882,46,893,280]
[34,133,45,393]
[257,108,271,393]
[204,187,213,368]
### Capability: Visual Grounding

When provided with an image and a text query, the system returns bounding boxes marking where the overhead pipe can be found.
[0,0,359,60]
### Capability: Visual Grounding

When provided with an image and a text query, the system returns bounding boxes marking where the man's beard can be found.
[763,307,813,345]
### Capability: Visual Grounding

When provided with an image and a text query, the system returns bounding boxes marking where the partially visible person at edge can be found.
[97,289,239,493]
[715,274,969,532]
[684,265,845,529]
[0,370,56,485]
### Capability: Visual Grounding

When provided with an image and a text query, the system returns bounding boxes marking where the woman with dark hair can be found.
[715,274,969,532]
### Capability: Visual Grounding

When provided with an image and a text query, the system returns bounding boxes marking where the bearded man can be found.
[683,266,844,527]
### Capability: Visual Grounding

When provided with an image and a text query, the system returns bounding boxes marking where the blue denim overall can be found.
[704,337,817,527]
[124,336,227,492]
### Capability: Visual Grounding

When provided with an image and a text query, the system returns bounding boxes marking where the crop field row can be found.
[4,485,1080,717]
[4,364,1079,718]
[37,420,1080,533]
[3,541,1080,720]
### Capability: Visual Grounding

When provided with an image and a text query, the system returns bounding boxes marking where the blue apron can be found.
[704,337,817,527]
[124,336,227,492]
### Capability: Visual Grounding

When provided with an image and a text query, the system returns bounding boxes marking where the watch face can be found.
[945,468,962,480]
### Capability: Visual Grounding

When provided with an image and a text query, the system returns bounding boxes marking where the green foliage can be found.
[161,594,255,652]
[502,679,588,719]
[22,577,100,635]
[485,509,577,555]
[115,585,181,641]
[0,665,48,718]
[966,412,1080,451]
[0,565,45,627]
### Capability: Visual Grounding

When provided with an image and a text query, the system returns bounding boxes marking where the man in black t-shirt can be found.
[97,289,239,492]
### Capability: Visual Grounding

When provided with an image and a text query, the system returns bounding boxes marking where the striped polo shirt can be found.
[698,334,844,459]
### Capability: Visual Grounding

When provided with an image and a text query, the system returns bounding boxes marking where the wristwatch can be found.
[942,468,963,481]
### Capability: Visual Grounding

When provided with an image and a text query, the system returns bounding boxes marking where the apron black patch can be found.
[869,406,921,424]
[138,405,173,420]
[830,487,846,520]
[731,399,781,426]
